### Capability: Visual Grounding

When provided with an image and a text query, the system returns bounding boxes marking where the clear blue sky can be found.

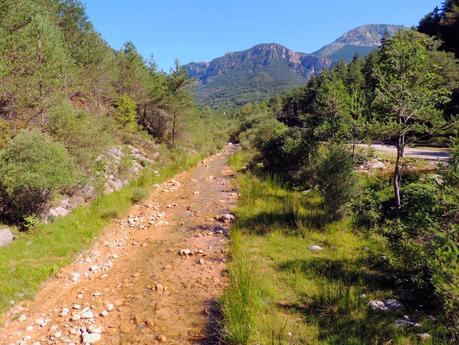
[84,0,440,71]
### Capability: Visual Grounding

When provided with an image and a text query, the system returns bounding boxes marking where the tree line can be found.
[0,0,231,224]
[232,4,459,339]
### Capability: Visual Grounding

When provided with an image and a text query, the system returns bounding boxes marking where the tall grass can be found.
[220,230,262,344]
[221,152,449,345]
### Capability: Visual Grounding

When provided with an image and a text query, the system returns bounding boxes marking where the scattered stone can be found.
[197,258,205,265]
[308,245,323,251]
[70,272,80,283]
[216,213,235,223]
[88,326,102,334]
[60,307,69,316]
[417,333,431,340]
[82,333,101,343]
[80,309,94,319]
[368,299,404,312]
[0,228,14,247]
[34,318,47,327]
[394,315,420,328]
[157,334,167,342]
[73,304,81,310]
[48,207,69,220]
[179,249,192,256]
[18,314,27,322]
[100,310,108,317]
[105,303,115,311]
[89,265,100,272]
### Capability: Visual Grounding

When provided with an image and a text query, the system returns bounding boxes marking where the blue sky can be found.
[84,0,440,71]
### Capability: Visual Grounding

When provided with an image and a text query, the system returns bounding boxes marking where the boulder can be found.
[308,245,323,251]
[48,207,69,220]
[368,298,404,312]
[0,228,14,247]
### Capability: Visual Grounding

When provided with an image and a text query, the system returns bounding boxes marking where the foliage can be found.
[113,94,138,129]
[310,145,358,220]
[47,101,115,175]
[0,131,77,219]
[221,163,450,344]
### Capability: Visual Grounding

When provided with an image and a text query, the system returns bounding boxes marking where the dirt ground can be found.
[0,144,238,345]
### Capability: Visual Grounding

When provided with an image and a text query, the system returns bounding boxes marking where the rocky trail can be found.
[0,144,239,345]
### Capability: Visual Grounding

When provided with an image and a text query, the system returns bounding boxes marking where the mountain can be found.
[184,24,405,107]
[312,24,406,62]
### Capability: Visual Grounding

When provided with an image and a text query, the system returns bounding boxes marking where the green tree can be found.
[113,94,138,129]
[0,12,74,129]
[311,144,358,220]
[0,131,77,219]
[164,60,194,147]
[372,29,452,210]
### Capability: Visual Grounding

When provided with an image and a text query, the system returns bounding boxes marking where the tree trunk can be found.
[171,112,177,148]
[393,134,404,211]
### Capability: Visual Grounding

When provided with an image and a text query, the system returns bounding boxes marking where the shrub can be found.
[130,187,148,204]
[47,102,116,176]
[310,144,358,220]
[257,127,314,185]
[113,94,138,129]
[0,131,78,220]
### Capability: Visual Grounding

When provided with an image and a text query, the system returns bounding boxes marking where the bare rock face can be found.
[0,228,14,247]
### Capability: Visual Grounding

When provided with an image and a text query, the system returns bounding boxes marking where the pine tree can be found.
[372,30,453,211]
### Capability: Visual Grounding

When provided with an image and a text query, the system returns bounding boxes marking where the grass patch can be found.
[0,152,204,313]
[220,153,448,344]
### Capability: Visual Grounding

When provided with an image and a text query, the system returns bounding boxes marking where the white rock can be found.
[73,304,81,310]
[18,314,27,322]
[105,303,114,311]
[308,245,323,251]
[394,315,420,328]
[368,299,404,312]
[60,307,69,316]
[80,309,94,319]
[70,272,80,283]
[0,228,14,247]
[180,249,192,256]
[100,310,108,317]
[82,332,101,343]
[34,318,47,327]
[88,326,102,334]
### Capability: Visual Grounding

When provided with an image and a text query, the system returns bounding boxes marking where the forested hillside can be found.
[221,3,459,343]
[184,24,404,108]
[0,0,232,226]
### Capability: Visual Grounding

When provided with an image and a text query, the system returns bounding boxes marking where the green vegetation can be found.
[0,150,205,313]
[221,154,451,344]
[223,17,458,344]
[0,0,235,316]
[0,0,234,226]
[0,131,78,220]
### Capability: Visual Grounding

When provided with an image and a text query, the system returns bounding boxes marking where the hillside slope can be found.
[185,24,405,107]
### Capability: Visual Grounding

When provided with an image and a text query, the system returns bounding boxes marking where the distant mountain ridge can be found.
[313,24,405,62]
[184,24,405,107]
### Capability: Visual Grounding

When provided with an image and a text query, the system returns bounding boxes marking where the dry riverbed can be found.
[0,144,238,345]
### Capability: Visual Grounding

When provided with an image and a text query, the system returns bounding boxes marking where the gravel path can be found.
[0,144,238,345]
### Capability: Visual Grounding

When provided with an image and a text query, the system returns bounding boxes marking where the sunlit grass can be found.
[220,152,447,345]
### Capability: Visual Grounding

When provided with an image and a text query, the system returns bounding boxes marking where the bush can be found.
[0,131,78,220]
[130,187,148,204]
[47,102,115,176]
[257,127,314,185]
[311,145,358,220]
[113,94,138,129]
